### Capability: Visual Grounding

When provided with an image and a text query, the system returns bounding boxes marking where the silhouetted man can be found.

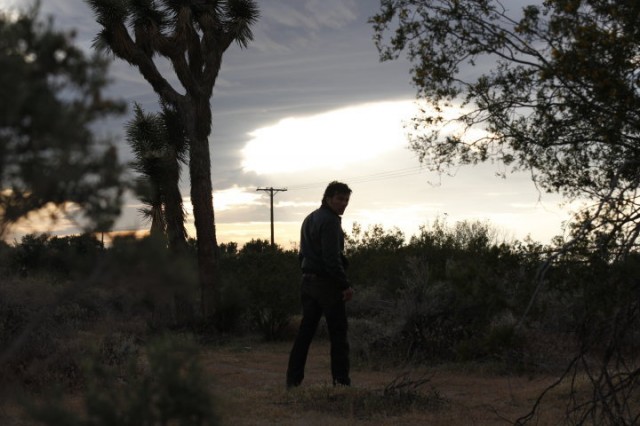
[287,181,354,388]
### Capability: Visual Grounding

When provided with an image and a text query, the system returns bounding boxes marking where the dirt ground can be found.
[0,338,571,426]
[204,339,568,426]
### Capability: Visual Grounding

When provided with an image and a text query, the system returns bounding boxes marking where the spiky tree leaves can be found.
[86,0,259,318]
[126,103,188,251]
[128,106,168,238]
[0,3,126,237]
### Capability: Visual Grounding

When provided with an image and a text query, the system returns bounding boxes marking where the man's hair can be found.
[322,181,352,204]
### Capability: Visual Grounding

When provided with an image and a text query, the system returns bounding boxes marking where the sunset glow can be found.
[241,100,416,174]
[1,0,573,248]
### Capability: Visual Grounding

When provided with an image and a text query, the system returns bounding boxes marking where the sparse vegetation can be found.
[2,218,639,424]
[2,2,639,424]
[26,336,219,426]
[283,372,447,419]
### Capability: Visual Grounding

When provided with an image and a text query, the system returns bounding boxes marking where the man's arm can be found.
[320,218,349,289]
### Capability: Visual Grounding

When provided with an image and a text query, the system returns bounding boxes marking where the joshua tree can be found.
[127,103,188,252]
[86,0,259,318]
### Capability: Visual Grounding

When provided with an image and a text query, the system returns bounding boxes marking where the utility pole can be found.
[256,187,287,247]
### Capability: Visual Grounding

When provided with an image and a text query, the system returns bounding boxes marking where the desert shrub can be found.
[8,233,50,276]
[0,277,85,389]
[45,234,104,277]
[236,241,300,340]
[394,272,462,361]
[354,244,530,364]
[284,373,446,419]
[98,332,142,369]
[349,316,399,367]
[211,272,249,334]
[214,288,244,335]
[348,285,411,366]
[27,336,219,426]
[0,235,200,390]
[346,221,532,356]
[347,284,391,320]
[404,219,515,282]
[6,233,103,280]
[210,243,251,333]
[0,239,12,273]
[0,279,118,390]
[213,240,301,338]
[454,312,526,368]
[103,235,199,328]
[346,223,407,296]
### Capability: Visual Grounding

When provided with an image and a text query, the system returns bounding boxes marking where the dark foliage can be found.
[27,336,219,426]
[0,3,126,236]
[2,220,640,425]
[7,233,103,279]
[215,239,299,339]
[127,103,188,252]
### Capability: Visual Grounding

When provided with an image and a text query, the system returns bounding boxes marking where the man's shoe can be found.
[333,378,351,387]
[286,380,301,389]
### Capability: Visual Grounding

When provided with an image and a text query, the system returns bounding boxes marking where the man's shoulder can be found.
[311,206,339,223]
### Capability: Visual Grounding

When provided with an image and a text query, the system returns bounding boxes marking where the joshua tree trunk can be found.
[181,95,218,317]
[87,0,259,321]
[162,106,189,254]
[164,157,189,253]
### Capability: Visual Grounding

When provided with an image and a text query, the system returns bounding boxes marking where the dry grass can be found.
[0,336,587,425]
[203,339,571,425]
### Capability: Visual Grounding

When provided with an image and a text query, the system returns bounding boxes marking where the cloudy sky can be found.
[5,0,572,247]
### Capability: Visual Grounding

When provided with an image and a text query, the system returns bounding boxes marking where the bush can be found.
[238,242,299,340]
[7,233,103,280]
[346,223,407,297]
[0,235,199,390]
[392,254,531,363]
[104,235,199,329]
[350,317,398,367]
[0,276,71,388]
[27,336,219,425]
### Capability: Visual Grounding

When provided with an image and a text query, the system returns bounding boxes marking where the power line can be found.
[256,187,288,246]
[286,166,426,191]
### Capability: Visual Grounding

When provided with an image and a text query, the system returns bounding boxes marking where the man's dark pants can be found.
[286,276,350,387]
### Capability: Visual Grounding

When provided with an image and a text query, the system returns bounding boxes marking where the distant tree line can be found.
[2,221,639,424]
[3,218,637,361]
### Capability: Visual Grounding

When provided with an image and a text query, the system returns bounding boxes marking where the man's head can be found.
[322,181,352,215]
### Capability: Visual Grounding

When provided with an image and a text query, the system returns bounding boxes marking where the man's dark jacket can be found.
[299,204,349,290]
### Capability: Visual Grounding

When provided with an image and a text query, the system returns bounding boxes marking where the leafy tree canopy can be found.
[0,3,126,237]
[371,0,640,255]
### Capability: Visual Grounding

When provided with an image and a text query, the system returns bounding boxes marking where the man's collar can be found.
[320,204,340,217]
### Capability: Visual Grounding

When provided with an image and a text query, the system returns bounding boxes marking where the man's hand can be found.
[342,287,354,302]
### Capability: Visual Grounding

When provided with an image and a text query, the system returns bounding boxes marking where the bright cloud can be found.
[0,0,18,8]
[213,187,263,211]
[241,100,418,175]
[184,187,263,213]
[0,0,21,21]
[276,200,318,208]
